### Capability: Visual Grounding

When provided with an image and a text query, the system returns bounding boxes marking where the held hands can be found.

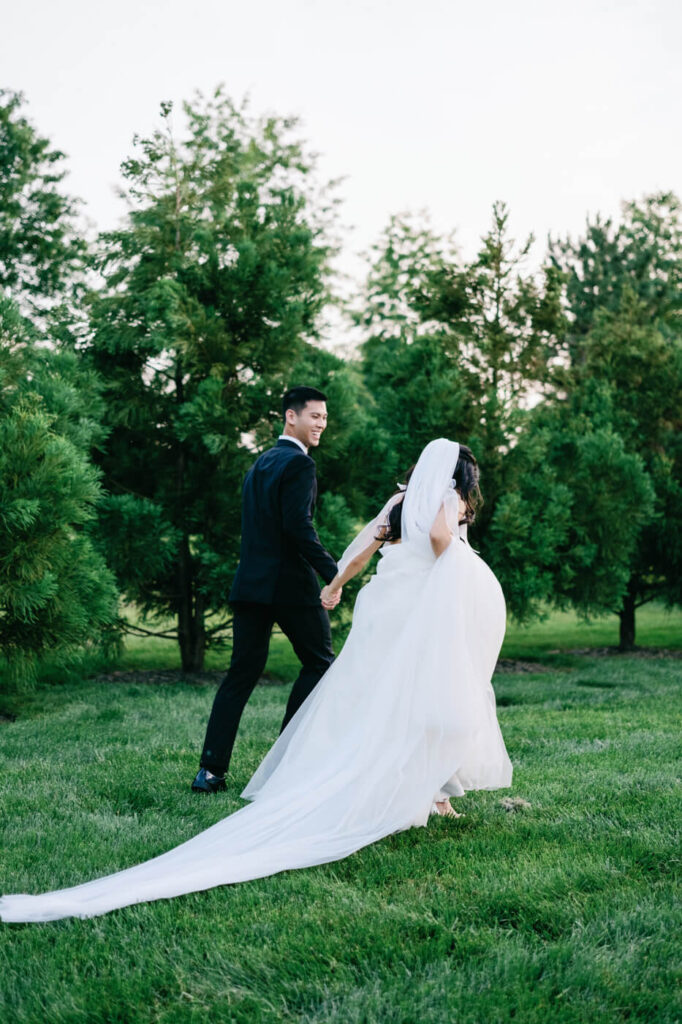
[320,584,342,610]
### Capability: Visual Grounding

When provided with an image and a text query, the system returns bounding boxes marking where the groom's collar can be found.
[277,434,308,455]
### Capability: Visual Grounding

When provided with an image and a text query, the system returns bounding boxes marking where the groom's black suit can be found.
[200,438,338,776]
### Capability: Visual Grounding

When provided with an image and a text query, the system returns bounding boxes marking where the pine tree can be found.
[0,299,118,690]
[550,194,682,647]
[0,90,87,322]
[85,91,337,670]
[358,204,565,620]
[0,93,117,690]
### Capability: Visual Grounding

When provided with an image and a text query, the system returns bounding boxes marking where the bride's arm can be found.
[430,503,453,557]
[320,538,384,607]
[431,490,468,556]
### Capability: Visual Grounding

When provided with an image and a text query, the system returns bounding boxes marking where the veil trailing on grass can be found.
[0,438,512,923]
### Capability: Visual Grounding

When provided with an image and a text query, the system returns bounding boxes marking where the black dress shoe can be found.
[191,767,227,794]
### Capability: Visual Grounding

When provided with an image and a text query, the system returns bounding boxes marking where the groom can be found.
[192,386,341,793]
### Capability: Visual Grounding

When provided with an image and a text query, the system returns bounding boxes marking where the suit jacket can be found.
[229,439,338,606]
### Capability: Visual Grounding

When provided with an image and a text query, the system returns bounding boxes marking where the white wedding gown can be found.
[0,439,512,923]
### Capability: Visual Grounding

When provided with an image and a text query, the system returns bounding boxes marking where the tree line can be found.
[1,87,680,688]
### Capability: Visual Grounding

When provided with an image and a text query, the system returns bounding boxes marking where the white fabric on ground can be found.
[0,439,512,923]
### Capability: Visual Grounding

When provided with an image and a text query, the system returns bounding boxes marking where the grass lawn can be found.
[1,643,680,1022]
[109,601,682,681]
[502,602,682,658]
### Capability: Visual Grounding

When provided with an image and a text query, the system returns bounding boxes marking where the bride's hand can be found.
[321,585,342,609]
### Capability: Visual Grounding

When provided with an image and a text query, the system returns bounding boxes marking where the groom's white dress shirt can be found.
[278,434,308,454]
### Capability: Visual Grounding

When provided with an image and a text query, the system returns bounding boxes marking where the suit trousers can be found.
[200,601,335,775]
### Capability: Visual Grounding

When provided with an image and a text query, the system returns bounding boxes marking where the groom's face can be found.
[287,400,328,448]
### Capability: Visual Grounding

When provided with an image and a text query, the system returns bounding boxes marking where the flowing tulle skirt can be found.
[0,536,512,923]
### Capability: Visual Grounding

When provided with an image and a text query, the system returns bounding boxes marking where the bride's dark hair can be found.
[376,444,481,543]
[457,444,482,526]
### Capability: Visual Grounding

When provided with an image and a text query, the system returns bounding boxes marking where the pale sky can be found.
[3,0,681,317]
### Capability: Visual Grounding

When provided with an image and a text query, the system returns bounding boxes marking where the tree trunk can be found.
[173,357,206,672]
[618,579,637,651]
[177,533,206,672]
[178,601,206,672]
[191,591,207,671]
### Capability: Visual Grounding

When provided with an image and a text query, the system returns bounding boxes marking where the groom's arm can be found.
[280,458,338,585]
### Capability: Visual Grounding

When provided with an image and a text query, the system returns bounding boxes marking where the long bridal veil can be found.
[0,439,512,923]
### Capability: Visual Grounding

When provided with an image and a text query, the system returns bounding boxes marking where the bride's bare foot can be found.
[434,799,465,818]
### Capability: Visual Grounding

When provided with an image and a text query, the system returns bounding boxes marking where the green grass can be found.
[502,602,682,658]
[108,601,682,680]
[1,654,681,1022]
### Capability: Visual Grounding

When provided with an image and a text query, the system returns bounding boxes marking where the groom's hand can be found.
[321,585,342,610]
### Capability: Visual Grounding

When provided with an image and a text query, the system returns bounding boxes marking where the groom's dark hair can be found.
[282,386,327,417]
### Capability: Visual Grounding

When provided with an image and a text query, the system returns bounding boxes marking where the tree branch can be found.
[204,619,233,637]
[117,618,178,639]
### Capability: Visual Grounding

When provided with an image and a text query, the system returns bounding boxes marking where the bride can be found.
[0,438,512,923]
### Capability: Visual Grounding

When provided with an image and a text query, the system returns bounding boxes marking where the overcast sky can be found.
[4,0,681,297]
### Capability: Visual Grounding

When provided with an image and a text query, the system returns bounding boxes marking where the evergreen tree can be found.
[358,205,565,620]
[0,299,118,690]
[86,91,337,670]
[0,92,117,690]
[488,381,655,623]
[357,213,476,497]
[0,90,87,322]
[550,192,682,357]
[550,195,682,646]
[414,201,564,539]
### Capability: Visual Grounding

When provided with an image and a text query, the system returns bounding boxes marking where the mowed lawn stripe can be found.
[0,655,680,1023]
